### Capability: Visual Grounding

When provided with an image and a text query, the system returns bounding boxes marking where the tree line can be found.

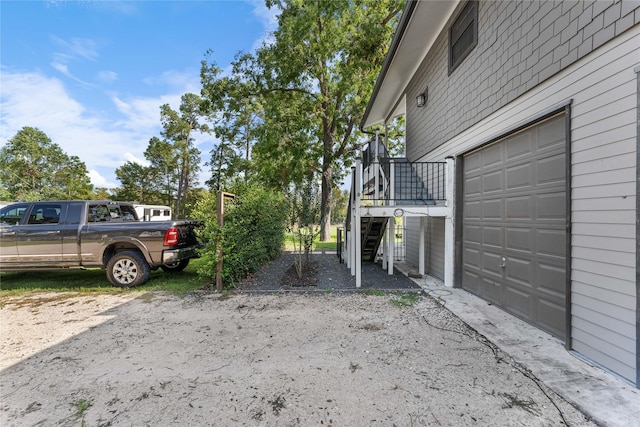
[0,0,404,233]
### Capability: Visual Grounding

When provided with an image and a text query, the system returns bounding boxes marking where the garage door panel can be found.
[506,162,533,190]
[505,227,534,252]
[537,154,565,185]
[537,300,565,338]
[482,198,503,220]
[462,270,480,293]
[537,228,566,258]
[462,113,567,339]
[483,170,504,193]
[463,246,481,269]
[482,144,503,167]
[537,116,565,150]
[464,175,482,197]
[538,263,566,295]
[504,285,533,319]
[464,151,482,174]
[505,256,534,285]
[464,224,482,244]
[464,200,482,219]
[506,132,532,160]
[482,226,502,248]
[479,278,501,303]
[506,195,533,220]
[537,192,565,220]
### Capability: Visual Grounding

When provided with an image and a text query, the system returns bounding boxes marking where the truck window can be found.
[65,203,84,225]
[119,205,138,221]
[88,203,137,222]
[88,205,111,222]
[28,204,61,224]
[0,204,28,225]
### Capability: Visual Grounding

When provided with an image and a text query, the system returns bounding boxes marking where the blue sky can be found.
[0,0,277,189]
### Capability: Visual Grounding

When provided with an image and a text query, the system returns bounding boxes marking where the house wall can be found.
[403,1,639,383]
[407,0,640,162]
[406,217,445,281]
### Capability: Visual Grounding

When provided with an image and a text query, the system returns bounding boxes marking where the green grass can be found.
[390,292,421,307]
[284,224,340,251]
[0,258,209,297]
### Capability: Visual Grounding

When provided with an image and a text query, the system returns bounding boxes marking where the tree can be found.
[93,187,112,200]
[200,53,264,192]
[0,126,93,200]
[144,136,179,206]
[160,93,208,218]
[330,187,349,224]
[114,161,155,203]
[201,0,403,240]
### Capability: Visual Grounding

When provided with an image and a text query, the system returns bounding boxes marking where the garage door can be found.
[462,113,567,339]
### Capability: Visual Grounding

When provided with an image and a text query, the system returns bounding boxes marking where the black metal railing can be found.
[362,160,446,205]
[362,138,389,171]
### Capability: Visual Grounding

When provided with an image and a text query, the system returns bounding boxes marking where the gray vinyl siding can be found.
[405,217,421,271]
[428,217,445,281]
[404,15,638,382]
[405,0,640,162]
[404,217,445,281]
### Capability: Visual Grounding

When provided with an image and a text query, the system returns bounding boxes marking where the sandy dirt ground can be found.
[0,291,596,426]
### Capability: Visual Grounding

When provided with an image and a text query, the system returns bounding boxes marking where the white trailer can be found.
[133,204,172,222]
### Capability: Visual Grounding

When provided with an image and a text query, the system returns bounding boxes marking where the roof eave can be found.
[361,0,459,129]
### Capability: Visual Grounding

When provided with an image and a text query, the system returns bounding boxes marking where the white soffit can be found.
[362,0,458,129]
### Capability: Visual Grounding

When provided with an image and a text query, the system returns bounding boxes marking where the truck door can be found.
[61,202,83,264]
[0,203,29,264]
[16,203,63,264]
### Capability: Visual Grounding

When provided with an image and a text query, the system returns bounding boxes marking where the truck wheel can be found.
[160,259,190,273]
[106,250,151,287]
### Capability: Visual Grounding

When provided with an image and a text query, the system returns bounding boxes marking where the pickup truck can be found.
[0,200,201,287]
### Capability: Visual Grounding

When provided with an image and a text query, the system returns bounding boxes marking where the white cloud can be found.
[123,152,149,166]
[250,0,279,49]
[112,93,176,131]
[142,69,202,95]
[88,169,117,188]
[0,70,160,187]
[97,70,118,83]
[0,69,215,190]
[51,36,99,61]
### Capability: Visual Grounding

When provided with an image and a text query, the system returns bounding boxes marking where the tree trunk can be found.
[320,163,332,241]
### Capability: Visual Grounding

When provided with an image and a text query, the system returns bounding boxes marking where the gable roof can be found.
[361,0,459,129]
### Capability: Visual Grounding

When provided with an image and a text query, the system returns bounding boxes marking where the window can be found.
[28,204,61,224]
[88,203,136,222]
[0,204,28,225]
[449,0,478,74]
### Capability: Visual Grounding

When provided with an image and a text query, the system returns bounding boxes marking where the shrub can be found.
[193,184,287,288]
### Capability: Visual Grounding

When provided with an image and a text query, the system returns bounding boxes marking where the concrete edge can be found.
[392,263,640,427]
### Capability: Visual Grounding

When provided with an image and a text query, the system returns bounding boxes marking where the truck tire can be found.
[160,259,190,273]
[106,250,151,287]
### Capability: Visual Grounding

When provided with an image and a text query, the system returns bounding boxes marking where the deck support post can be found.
[444,157,455,287]
[382,223,388,270]
[419,217,426,276]
[387,216,395,275]
[355,158,362,288]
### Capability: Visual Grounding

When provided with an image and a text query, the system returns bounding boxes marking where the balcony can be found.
[344,137,455,287]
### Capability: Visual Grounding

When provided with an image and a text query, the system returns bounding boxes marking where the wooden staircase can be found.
[360,216,388,262]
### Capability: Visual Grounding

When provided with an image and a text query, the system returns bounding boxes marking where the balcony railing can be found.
[362,160,446,206]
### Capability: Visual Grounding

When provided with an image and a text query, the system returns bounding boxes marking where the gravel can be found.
[235,251,422,292]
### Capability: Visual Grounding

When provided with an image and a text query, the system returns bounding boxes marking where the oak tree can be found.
[201,0,403,240]
[0,126,93,200]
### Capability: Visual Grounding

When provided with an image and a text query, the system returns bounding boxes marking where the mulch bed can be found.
[234,251,421,292]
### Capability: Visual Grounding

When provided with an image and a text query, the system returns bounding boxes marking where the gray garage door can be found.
[462,113,567,339]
